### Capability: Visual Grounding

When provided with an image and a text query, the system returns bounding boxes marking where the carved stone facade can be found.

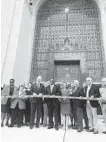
[1,0,106,85]
[30,0,104,83]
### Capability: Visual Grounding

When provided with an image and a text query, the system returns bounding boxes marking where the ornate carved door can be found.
[30,0,104,82]
[55,61,80,82]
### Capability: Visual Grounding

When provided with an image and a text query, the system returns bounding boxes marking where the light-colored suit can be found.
[1,85,18,105]
[11,90,26,110]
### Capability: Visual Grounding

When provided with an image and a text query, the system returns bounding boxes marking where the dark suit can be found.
[85,84,100,107]
[71,87,84,130]
[81,87,89,128]
[30,83,45,127]
[46,84,61,127]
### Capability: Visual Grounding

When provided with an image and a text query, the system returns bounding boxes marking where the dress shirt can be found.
[50,85,54,93]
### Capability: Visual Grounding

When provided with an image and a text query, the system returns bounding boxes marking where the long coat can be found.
[1,85,18,105]
[11,90,26,110]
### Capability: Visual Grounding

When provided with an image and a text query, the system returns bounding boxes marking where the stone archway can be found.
[29,0,105,83]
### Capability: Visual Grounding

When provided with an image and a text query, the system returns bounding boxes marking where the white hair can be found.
[86,77,92,81]
[74,80,79,84]
[37,76,42,81]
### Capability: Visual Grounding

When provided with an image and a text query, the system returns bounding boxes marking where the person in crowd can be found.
[85,77,100,134]
[1,84,6,127]
[70,82,77,129]
[71,80,84,132]
[10,85,26,127]
[60,82,70,130]
[69,82,76,127]
[1,79,17,127]
[82,82,89,130]
[42,81,50,127]
[56,82,61,126]
[99,78,106,134]
[29,76,45,129]
[46,79,61,130]
[25,82,32,126]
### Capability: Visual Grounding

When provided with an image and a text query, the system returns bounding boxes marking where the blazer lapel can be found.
[51,85,55,94]
[89,84,93,94]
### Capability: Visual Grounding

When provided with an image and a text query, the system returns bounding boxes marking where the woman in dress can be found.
[60,82,70,130]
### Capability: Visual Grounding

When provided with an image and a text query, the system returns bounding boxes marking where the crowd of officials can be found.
[1,76,106,134]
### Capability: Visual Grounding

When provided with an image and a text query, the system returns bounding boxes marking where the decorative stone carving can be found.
[30,0,104,82]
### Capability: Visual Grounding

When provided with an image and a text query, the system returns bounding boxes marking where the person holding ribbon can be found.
[99,78,106,134]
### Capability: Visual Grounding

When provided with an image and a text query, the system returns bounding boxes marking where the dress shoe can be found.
[48,126,53,129]
[55,126,59,130]
[17,125,21,128]
[84,126,89,130]
[102,131,106,134]
[1,123,4,127]
[77,129,83,132]
[36,125,39,128]
[72,125,77,129]
[93,130,99,134]
[86,128,94,132]
[9,124,14,127]
[30,125,33,129]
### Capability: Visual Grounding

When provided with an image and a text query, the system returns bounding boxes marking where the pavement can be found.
[1,119,106,142]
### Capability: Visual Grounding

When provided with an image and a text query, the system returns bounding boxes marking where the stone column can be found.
[99,0,106,77]
[1,0,25,85]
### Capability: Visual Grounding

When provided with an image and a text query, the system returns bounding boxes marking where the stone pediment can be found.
[55,37,78,51]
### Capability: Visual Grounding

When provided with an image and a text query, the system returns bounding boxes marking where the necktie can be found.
[86,86,90,97]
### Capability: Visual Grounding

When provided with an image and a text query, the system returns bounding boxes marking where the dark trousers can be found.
[11,106,24,126]
[76,107,83,130]
[41,102,44,124]
[30,103,42,126]
[82,104,89,127]
[58,102,61,125]
[25,100,30,123]
[47,100,60,127]
[71,101,77,126]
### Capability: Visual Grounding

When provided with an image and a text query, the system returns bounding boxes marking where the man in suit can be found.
[82,82,89,130]
[85,77,100,134]
[46,79,61,130]
[30,76,45,129]
[71,80,84,132]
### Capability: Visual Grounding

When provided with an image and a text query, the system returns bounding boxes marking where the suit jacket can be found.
[85,84,100,107]
[30,83,45,104]
[11,90,26,109]
[1,85,18,105]
[46,84,61,105]
[71,87,84,108]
